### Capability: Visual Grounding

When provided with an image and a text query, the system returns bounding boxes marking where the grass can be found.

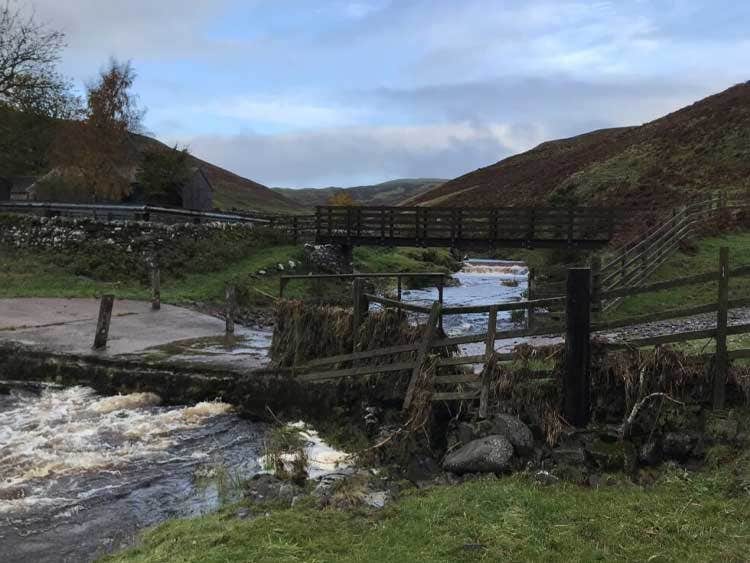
[105,464,750,563]
[606,230,750,320]
[0,244,303,306]
[0,241,457,308]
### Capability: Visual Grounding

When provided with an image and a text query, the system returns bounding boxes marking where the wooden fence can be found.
[286,245,750,424]
[530,193,749,312]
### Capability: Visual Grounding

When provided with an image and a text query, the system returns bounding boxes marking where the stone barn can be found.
[179,167,213,211]
[127,167,213,211]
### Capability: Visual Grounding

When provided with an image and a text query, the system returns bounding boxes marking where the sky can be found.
[19,0,750,188]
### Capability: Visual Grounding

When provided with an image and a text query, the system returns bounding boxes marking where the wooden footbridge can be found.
[310,205,619,249]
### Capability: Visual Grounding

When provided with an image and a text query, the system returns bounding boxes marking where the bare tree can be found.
[0,1,77,117]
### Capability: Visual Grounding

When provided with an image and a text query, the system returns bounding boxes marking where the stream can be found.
[0,385,345,563]
[402,259,529,335]
[0,259,526,562]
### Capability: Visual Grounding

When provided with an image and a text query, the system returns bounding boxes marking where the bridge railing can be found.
[314,205,619,247]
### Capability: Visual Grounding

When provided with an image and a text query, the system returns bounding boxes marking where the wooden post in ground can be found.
[437,276,445,331]
[590,255,602,314]
[527,267,535,330]
[352,278,365,350]
[403,301,441,411]
[279,277,289,298]
[150,266,161,310]
[225,284,236,335]
[714,246,730,409]
[479,305,498,418]
[397,275,402,301]
[564,268,591,427]
[93,294,115,349]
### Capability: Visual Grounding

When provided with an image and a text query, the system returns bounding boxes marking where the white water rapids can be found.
[0,258,526,562]
[0,384,346,562]
[401,259,529,336]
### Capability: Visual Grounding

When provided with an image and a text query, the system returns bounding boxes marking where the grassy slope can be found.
[412,82,750,213]
[0,242,455,308]
[273,179,446,209]
[0,109,305,215]
[0,244,303,306]
[130,135,306,215]
[604,230,750,355]
[107,465,749,563]
[608,231,750,317]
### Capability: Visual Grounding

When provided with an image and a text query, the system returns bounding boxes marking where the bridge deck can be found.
[314,205,617,249]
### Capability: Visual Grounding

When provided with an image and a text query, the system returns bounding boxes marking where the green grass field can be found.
[106,460,750,563]
[607,231,750,320]
[0,244,303,305]
[601,230,750,358]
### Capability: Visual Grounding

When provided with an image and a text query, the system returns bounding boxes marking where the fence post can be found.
[564,268,591,426]
[527,267,535,330]
[437,277,444,331]
[225,284,236,335]
[403,301,441,411]
[479,305,498,418]
[150,265,161,310]
[292,216,299,244]
[714,246,730,409]
[352,278,365,349]
[397,275,402,301]
[279,277,289,298]
[93,294,115,349]
[590,255,602,314]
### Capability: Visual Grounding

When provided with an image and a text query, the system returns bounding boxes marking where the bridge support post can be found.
[564,268,591,427]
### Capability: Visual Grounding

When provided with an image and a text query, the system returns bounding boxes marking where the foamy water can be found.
[401,259,528,336]
[0,384,349,563]
[0,386,234,508]
[0,384,262,562]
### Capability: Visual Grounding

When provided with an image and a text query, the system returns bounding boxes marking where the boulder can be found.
[443,435,514,475]
[303,243,351,274]
[491,414,534,455]
[244,473,303,505]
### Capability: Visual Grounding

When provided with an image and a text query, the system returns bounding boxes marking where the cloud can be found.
[16,0,750,187]
[180,121,545,187]
[191,96,367,130]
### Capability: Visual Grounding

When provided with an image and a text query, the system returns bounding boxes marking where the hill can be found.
[410,82,750,210]
[0,107,304,215]
[274,178,446,208]
[130,135,305,214]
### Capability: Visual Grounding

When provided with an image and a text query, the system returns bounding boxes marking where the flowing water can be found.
[402,258,528,336]
[0,259,523,561]
[0,384,346,563]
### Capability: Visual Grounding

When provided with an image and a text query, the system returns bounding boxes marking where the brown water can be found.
[0,383,268,562]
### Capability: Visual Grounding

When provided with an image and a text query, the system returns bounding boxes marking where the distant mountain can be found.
[410,82,750,211]
[274,178,446,208]
[0,106,305,215]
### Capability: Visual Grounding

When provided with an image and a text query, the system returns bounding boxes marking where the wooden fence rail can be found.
[287,245,750,422]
